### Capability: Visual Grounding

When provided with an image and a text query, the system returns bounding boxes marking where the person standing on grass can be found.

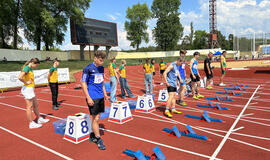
[204,52,214,89]
[159,58,167,85]
[81,51,109,150]
[109,57,118,103]
[143,58,153,94]
[18,58,49,129]
[118,60,135,99]
[177,50,187,106]
[163,57,183,118]
[190,52,204,100]
[151,59,156,85]
[220,51,227,86]
[48,58,62,110]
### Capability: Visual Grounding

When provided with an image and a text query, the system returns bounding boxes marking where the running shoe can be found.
[192,96,199,100]
[97,139,106,150]
[29,121,42,129]
[172,109,182,114]
[165,111,173,118]
[197,94,204,98]
[89,132,98,143]
[38,117,50,124]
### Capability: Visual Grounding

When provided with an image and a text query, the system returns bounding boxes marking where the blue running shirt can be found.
[167,62,179,88]
[81,62,104,99]
[192,59,198,75]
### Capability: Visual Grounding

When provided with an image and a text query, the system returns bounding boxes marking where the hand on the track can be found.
[87,97,94,106]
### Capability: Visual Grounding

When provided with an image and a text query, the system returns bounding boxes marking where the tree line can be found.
[0,0,91,50]
[124,0,234,51]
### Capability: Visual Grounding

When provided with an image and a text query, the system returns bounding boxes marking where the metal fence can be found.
[233,32,270,59]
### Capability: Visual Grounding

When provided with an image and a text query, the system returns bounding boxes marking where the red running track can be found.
[0,64,270,160]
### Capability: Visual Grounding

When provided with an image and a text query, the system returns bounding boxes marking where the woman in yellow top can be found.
[109,57,118,103]
[118,60,135,99]
[48,59,61,110]
[143,58,153,94]
[159,58,167,85]
[220,51,227,86]
[18,58,49,129]
[151,59,156,85]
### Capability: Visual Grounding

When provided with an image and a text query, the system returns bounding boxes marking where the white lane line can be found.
[0,102,217,160]
[0,126,73,160]
[150,112,270,153]
[232,126,245,132]
[195,126,270,141]
[210,85,260,160]
[241,113,254,118]
[100,128,221,160]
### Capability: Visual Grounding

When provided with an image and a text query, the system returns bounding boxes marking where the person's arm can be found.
[177,70,183,84]
[81,69,94,106]
[189,59,195,78]
[103,82,109,100]
[220,56,224,71]
[163,65,173,87]
[206,60,211,74]
[18,72,32,85]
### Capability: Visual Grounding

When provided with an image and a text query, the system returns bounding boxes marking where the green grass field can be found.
[0,55,206,72]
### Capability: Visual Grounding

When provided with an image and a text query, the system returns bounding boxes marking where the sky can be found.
[20,0,270,51]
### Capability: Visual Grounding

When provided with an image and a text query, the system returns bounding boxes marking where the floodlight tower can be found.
[209,0,219,48]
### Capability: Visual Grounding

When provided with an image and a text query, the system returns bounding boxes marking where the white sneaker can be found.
[38,117,50,124]
[160,83,163,85]
[29,121,42,129]
[219,83,226,86]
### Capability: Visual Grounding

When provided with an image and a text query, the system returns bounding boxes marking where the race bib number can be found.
[182,64,185,69]
[94,74,104,84]
[193,64,197,69]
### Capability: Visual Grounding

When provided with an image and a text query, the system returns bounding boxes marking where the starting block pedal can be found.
[216,103,222,110]
[172,126,181,138]
[202,114,211,123]
[209,100,213,107]
[162,125,209,141]
[185,111,224,123]
[122,146,166,160]
[216,95,220,101]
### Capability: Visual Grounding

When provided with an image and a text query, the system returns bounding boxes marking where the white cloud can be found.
[181,0,270,37]
[108,14,117,21]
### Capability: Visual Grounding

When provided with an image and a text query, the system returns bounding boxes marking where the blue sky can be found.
[21,0,270,50]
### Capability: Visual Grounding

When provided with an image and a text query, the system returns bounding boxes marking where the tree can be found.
[188,22,194,46]
[228,34,234,50]
[193,30,209,49]
[125,3,151,50]
[22,0,90,50]
[151,0,183,51]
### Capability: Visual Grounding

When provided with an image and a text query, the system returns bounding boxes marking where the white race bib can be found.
[94,74,104,84]
[193,64,197,69]
[182,64,185,69]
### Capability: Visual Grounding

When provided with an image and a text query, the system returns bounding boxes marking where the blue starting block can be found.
[216,90,241,95]
[196,101,228,110]
[225,87,246,91]
[185,110,223,123]
[123,146,166,160]
[206,95,232,101]
[162,125,209,141]
[172,126,181,138]
[229,84,249,87]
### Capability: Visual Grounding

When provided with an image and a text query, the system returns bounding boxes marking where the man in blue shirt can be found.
[163,57,184,118]
[177,50,187,106]
[81,51,109,150]
[190,52,204,100]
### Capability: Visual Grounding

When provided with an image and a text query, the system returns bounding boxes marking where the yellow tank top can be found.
[49,67,58,83]
[23,66,35,87]
[119,65,126,78]
[152,65,155,72]
[109,63,116,76]
[160,62,166,70]
[144,64,152,74]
